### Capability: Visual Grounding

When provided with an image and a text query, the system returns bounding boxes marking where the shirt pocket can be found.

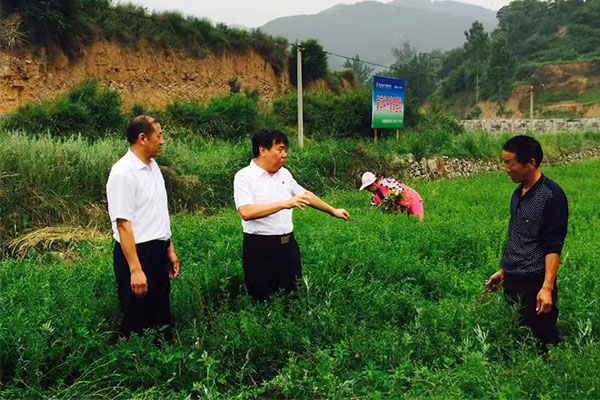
[271,179,294,202]
[518,215,540,238]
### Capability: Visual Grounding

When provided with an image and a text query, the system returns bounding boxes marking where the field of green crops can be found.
[1,159,599,399]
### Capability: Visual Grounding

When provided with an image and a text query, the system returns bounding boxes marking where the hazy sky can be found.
[124,0,511,28]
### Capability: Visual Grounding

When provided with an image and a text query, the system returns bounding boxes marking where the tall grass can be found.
[1,130,599,248]
[1,160,599,398]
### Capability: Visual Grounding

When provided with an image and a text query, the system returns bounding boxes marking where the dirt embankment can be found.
[0,40,294,113]
[477,61,600,119]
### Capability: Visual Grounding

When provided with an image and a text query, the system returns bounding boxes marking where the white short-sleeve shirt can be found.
[106,149,171,243]
[234,160,305,235]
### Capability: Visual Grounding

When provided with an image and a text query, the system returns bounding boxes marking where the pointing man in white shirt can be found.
[106,115,180,342]
[234,130,349,301]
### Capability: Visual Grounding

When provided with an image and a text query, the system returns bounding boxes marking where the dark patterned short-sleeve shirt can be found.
[500,174,568,277]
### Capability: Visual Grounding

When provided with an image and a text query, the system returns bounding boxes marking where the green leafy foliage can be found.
[273,90,372,138]
[2,160,600,398]
[289,39,328,86]
[160,94,259,140]
[389,50,442,110]
[394,1,600,110]
[2,80,125,137]
[0,129,598,246]
[343,54,374,88]
[1,0,91,57]
[202,94,258,140]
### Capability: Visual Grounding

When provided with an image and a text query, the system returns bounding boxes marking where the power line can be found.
[322,50,392,69]
[287,41,392,70]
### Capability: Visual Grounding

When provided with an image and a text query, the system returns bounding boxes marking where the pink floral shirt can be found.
[371,178,425,222]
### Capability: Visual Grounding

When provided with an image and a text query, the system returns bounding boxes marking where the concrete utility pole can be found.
[530,85,534,120]
[296,40,304,148]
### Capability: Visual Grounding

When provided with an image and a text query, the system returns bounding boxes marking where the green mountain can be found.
[260,0,497,70]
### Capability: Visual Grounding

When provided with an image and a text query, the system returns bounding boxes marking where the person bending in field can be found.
[359,172,424,222]
[487,135,568,352]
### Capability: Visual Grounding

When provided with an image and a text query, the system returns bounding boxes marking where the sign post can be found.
[297,40,304,148]
[372,76,405,142]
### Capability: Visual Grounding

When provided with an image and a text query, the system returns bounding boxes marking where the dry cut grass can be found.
[0,14,27,51]
[8,226,108,257]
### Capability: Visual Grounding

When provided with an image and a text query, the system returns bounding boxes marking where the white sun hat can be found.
[359,171,377,190]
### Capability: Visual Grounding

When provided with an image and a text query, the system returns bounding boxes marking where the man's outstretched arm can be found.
[304,191,350,221]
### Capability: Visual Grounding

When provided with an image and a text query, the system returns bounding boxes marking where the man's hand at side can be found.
[167,242,180,279]
[536,286,553,314]
[117,219,148,297]
[130,268,148,297]
[486,269,504,293]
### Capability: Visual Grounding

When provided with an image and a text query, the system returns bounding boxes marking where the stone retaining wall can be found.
[461,118,600,133]
[394,147,600,181]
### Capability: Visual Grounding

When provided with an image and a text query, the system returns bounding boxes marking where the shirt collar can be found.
[517,173,545,198]
[127,149,152,170]
[249,159,278,177]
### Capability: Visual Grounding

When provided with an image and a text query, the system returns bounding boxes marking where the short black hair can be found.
[252,130,288,157]
[503,135,543,167]
[126,115,158,144]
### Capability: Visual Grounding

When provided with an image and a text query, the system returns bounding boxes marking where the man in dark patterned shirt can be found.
[487,135,568,350]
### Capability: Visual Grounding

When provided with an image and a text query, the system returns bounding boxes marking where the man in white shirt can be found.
[234,130,350,301]
[106,115,180,341]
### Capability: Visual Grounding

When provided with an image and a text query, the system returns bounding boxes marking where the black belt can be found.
[134,239,170,251]
[244,232,294,245]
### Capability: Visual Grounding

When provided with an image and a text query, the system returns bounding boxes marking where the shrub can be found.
[2,0,90,58]
[419,111,465,135]
[289,39,328,85]
[243,88,261,105]
[161,100,206,132]
[160,94,258,140]
[466,106,483,120]
[229,77,241,94]
[2,80,124,138]
[0,14,27,51]
[325,72,344,95]
[130,103,150,118]
[203,94,259,140]
[273,91,372,138]
[249,30,288,77]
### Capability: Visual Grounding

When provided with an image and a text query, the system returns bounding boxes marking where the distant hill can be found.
[260,0,497,70]
[388,0,497,20]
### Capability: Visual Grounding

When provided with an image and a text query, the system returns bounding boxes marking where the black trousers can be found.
[504,272,559,348]
[113,240,172,341]
[242,232,302,302]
